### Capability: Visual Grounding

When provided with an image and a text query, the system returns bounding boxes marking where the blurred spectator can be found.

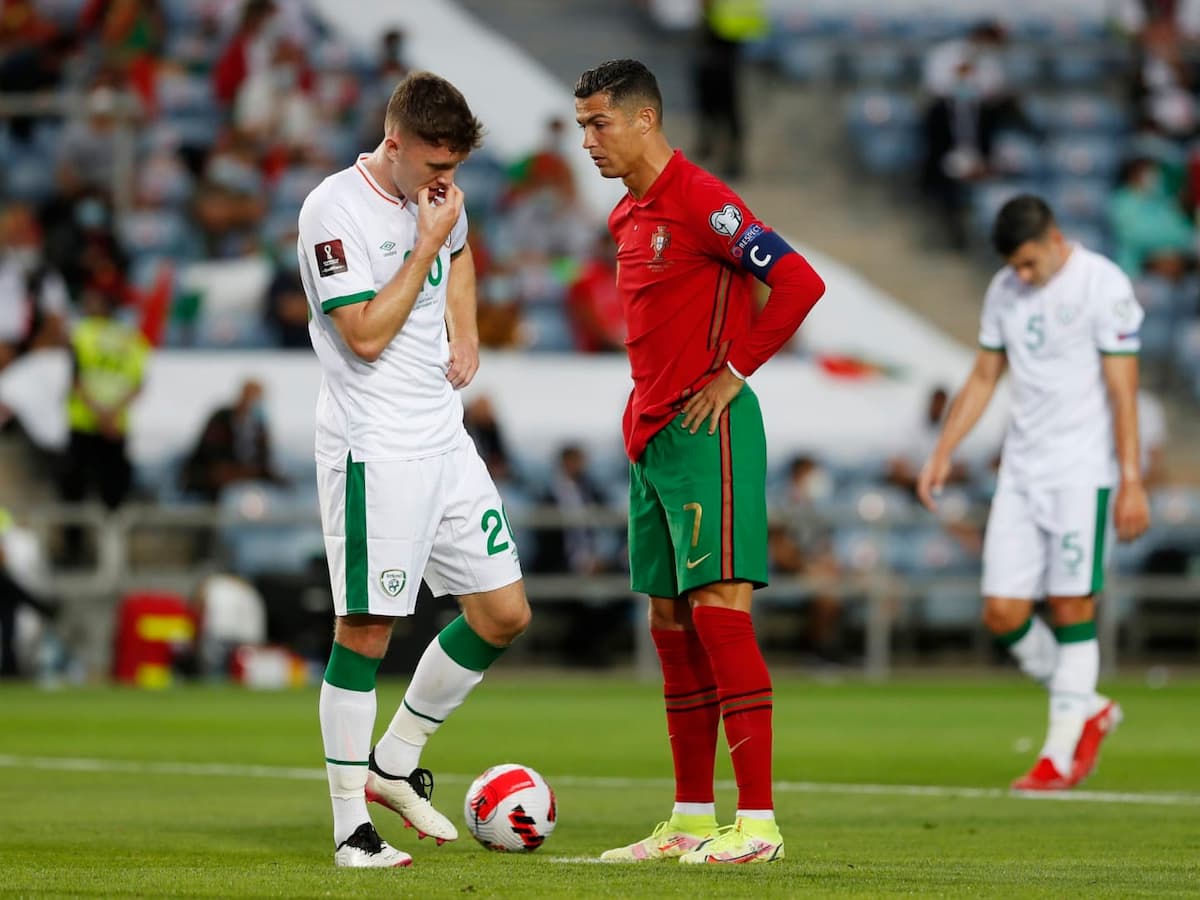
[39,190,130,304]
[533,444,615,577]
[1131,15,1199,140]
[55,79,140,199]
[1109,157,1195,280]
[0,203,71,371]
[193,136,267,257]
[193,573,266,679]
[566,230,626,353]
[233,37,316,150]
[212,0,278,109]
[0,508,59,679]
[1139,388,1169,488]
[58,288,150,564]
[919,21,1035,248]
[691,0,767,179]
[264,269,311,348]
[770,456,844,660]
[463,394,514,483]
[887,386,970,493]
[476,267,524,348]
[919,77,1003,247]
[923,21,1008,101]
[533,444,624,666]
[180,379,286,502]
[0,4,74,144]
[378,28,409,82]
[80,0,167,113]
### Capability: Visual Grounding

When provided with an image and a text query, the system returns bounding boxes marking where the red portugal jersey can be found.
[610,150,822,460]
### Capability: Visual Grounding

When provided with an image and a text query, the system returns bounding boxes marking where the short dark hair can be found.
[991,194,1056,256]
[384,71,484,154]
[574,59,663,123]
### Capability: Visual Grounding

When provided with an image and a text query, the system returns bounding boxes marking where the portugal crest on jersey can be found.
[650,225,672,262]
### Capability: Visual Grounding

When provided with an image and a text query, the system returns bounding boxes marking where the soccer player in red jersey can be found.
[574,59,826,864]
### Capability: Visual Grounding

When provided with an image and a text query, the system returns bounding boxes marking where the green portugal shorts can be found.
[628,386,769,598]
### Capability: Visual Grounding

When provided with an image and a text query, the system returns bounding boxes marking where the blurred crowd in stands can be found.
[825,1,1200,404]
[2,0,1199,680]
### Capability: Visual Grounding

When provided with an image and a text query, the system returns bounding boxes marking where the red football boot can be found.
[1072,700,1123,784]
[1011,757,1076,791]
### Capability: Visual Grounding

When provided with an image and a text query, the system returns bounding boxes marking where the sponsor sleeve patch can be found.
[314,239,349,277]
[735,228,795,280]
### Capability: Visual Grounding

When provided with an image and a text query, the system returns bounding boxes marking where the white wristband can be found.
[726,361,747,381]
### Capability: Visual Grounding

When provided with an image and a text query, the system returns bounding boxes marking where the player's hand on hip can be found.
[916,454,949,512]
[446,336,479,389]
[681,368,744,435]
[416,184,464,248]
[1114,479,1150,542]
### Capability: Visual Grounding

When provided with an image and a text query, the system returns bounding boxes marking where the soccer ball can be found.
[463,763,556,852]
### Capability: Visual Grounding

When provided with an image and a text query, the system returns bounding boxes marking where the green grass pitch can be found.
[1,673,1198,898]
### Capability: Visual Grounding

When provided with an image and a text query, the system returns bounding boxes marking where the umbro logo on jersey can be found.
[315,239,348,277]
[380,241,397,257]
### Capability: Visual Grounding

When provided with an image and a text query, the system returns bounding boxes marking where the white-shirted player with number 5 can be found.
[297,71,530,868]
[918,194,1150,792]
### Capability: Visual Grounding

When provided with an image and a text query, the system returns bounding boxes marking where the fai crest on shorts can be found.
[380,569,407,597]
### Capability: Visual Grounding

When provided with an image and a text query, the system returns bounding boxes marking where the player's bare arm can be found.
[1102,354,1150,542]
[330,185,464,362]
[444,241,480,390]
[918,348,1006,511]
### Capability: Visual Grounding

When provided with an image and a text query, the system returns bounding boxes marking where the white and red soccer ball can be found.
[463,764,556,852]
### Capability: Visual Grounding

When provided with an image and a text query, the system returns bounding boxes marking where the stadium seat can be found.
[1173,320,1200,379]
[969,180,1042,234]
[1001,47,1044,88]
[844,90,919,133]
[914,584,979,629]
[156,72,217,116]
[2,151,56,203]
[456,153,510,217]
[217,482,326,577]
[843,45,912,86]
[522,305,575,352]
[1048,50,1109,87]
[1057,219,1111,256]
[990,131,1044,178]
[273,167,329,211]
[1138,312,1175,361]
[1045,136,1123,180]
[776,39,838,84]
[118,209,190,259]
[1132,276,1176,316]
[1051,95,1130,135]
[857,129,922,176]
[1045,178,1110,223]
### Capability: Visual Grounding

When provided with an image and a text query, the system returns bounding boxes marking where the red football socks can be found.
[691,605,774,811]
[652,628,719,804]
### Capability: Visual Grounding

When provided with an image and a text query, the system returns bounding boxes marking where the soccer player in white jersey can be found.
[918,195,1150,791]
[296,72,531,868]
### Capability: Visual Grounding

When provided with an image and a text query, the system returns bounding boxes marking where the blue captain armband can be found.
[730,226,794,281]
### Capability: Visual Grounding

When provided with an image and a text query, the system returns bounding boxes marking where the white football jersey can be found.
[979,243,1143,488]
[298,156,469,468]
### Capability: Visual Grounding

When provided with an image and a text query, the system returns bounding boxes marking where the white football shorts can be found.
[317,436,523,616]
[981,480,1114,600]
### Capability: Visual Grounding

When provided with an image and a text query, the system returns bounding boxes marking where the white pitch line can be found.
[1,755,1197,808]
